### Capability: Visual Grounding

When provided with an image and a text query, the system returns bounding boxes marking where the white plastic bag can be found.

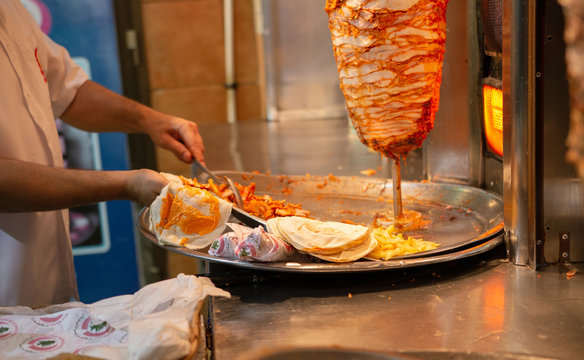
[0,274,230,360]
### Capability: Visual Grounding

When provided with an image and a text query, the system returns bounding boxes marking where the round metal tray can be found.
[138,172,504,273]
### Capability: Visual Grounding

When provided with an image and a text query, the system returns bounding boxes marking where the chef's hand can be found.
[144,112,205,165]
[125,169,169,206]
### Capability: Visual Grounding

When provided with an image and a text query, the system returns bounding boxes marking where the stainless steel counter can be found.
[195,119,584,360]
[208,253,583,360]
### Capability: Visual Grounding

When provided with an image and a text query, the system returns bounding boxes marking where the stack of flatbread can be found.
[149,181,232,249]
[267,216,377,262]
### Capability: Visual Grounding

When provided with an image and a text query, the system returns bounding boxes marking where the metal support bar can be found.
[502,0,539,267]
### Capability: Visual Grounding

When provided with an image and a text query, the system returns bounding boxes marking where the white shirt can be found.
[0,0,88,306]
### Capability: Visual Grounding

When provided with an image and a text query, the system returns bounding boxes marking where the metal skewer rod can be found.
[392,157,403,219]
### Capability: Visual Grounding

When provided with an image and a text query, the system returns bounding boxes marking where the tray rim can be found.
[137,179,504,273]
[138,206,503,273]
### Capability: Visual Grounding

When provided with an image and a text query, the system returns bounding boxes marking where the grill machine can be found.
[422,0,584,268]
[251,0,584,268]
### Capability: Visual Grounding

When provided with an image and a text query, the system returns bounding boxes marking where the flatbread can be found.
[267,216,370,255]
[311,234,378,263]
[150,183,232,249]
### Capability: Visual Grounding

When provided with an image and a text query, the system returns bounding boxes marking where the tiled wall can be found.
[141,0,264,177]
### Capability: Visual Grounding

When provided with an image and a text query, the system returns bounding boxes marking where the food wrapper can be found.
[209,232,240,259]
[149,182,232,250]
[209,223,294,262]
[0,274,230,360]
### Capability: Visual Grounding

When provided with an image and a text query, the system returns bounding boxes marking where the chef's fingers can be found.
[158,131,205,165]
[145,115,205,164]
[175,121,205,164]
[126,169,169,206]
[164,135,196,164]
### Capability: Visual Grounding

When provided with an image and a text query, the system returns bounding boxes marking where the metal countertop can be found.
[207,250,583,360]
[196,119,584,360]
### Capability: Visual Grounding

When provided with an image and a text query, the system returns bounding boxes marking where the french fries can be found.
[367,226,439,260]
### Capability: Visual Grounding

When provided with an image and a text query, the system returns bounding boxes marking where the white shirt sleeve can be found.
[38,30,89,119]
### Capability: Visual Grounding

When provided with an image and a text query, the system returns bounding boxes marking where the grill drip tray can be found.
[139,172,504,273]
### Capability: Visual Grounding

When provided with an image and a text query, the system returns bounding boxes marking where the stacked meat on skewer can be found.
[326,0,449,219]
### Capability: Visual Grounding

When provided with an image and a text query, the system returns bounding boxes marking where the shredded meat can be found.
[326,0,449,160]
[185,177,310,220]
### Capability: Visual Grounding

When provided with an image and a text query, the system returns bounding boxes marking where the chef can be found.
[0,0,204,306]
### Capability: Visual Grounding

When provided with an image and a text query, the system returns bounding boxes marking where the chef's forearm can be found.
[0,157,131,212]
[59,80,151,134]
[59,80,206,165]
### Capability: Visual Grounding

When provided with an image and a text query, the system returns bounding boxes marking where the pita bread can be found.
[311,234,377,263]
[150,183,232,249]
[267,216,370,255]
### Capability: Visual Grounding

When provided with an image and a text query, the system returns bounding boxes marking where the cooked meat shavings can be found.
[188,177,310,220]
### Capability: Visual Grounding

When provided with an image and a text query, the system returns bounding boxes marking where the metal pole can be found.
[392,158,403,219]
[502,0,538,267]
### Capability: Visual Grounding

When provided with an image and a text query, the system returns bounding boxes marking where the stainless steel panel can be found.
[541,0,584,263]
[544,179,584,263]
[484,157,503,195]
[503,0,584,266]
[260,0,346,121]
[425,1,474,184]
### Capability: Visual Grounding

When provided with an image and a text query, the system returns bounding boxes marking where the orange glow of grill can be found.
[483,84,503,156]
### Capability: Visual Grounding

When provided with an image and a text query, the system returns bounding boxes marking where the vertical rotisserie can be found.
[326,0,449,219]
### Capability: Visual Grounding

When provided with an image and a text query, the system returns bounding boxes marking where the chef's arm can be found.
[60,80,205,164]
[0,157,168,212]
